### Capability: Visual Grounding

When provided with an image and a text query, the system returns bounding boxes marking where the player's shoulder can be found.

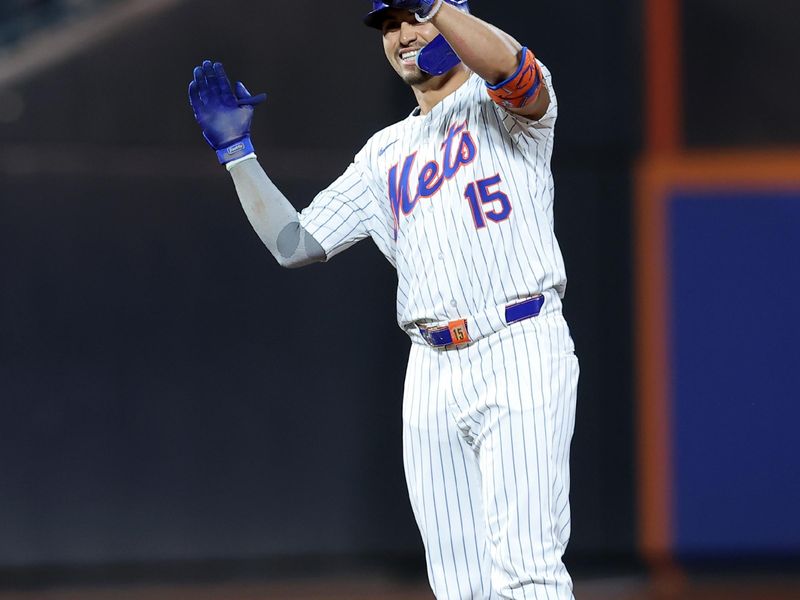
[356,117,415,163]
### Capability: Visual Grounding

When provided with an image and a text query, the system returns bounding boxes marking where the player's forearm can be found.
[430,4,522,85]
[228,158,325,269]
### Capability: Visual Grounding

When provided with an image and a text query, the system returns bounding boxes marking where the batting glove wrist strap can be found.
[415,0,443,22]
[215,136,255,165]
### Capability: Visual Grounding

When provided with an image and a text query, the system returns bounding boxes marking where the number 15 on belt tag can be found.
[448,319,470,345]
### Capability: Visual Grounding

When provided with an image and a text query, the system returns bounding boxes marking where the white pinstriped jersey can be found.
[299,62,566,334]
[298,61,578,599]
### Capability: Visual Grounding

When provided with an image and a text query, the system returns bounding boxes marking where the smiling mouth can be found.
[399,48,421,64]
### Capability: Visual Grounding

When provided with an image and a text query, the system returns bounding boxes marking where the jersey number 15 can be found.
[464,174,512,229]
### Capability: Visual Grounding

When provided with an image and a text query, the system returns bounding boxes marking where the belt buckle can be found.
[447,319,470,346]
[419,318,471,348]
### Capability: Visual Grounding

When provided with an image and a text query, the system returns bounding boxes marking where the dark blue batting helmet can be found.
[363,0,470,29]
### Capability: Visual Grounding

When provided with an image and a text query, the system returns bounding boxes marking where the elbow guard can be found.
[485,47,543,109]
[275,222,326,268]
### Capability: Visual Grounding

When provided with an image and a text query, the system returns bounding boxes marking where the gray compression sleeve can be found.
[228,157,326,268]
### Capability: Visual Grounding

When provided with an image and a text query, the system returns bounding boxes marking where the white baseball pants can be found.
[402,311,579,600]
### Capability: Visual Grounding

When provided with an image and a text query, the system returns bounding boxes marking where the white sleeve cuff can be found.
[225,153,258,171]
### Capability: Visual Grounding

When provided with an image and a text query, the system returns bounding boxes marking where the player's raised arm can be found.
[382,0,550,119]
[188,60,325,269]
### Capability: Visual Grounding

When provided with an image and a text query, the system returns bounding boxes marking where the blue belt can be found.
[418,295,545,348]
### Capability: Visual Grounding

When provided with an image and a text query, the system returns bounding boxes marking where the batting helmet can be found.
[363,0,470,29]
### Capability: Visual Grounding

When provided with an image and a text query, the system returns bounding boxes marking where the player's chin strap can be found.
[416,34,462,76]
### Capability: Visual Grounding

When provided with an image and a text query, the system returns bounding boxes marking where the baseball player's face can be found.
[381,9,439,87]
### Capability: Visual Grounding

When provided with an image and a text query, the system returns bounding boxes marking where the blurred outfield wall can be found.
[1,0,797,575]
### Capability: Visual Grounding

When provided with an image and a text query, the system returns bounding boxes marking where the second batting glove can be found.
[188,60,267,165]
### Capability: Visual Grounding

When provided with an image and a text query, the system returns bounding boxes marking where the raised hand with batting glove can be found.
[188,60,267,165]
[186,59,326,268]
[369,0,470,75]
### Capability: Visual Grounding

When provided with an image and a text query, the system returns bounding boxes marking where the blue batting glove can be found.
[386,0,439,19]
[188,60,267,165]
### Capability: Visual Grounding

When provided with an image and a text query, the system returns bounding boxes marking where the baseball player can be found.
[189,1,579,598]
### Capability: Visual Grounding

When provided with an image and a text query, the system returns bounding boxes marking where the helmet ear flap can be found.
[416,34,462,75]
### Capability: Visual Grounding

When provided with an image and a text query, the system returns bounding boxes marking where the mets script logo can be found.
[388,121,477,237]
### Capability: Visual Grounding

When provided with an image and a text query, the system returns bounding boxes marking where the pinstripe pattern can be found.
[298,62,578,599]
[300,63,565,334]
[405,314,578,599]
